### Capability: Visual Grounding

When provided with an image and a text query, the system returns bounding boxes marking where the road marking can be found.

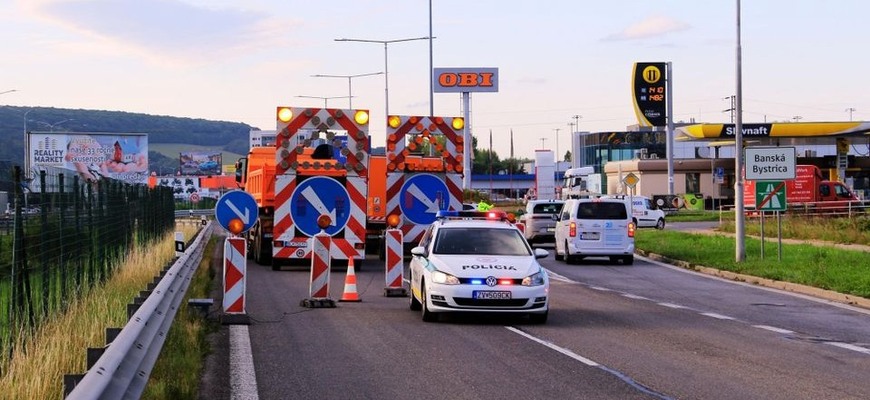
[753,325,794,334]
[507,327,673,400]
[827,342,870,355]
[589,286,612,292]
[700,312,735,320]
[545,269,576,283]
[622,293,650,301]
[658,302,689,309]
[230,325,259,399]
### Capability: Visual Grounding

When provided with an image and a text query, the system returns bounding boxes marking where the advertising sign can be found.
[180,151,222,176]
[29,132,149,184]
[631,62,667,127]
[433,67,498,93]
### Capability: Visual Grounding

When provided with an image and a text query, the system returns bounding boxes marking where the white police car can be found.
[408,210,550,323]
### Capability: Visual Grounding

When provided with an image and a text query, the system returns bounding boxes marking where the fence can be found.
[0,165,175,371]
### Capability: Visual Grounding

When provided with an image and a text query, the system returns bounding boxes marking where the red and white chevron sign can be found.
[223,237,247,314]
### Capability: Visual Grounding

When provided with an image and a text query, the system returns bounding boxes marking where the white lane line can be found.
[827,342,870,355]
[753,325,794,334]
[506,326,599,366]
[545,269,576,283]
[589,286,612,292]
[700,312,735,320]
[230,325,260,400]
[622,294,650,301]
[658,302,689,309]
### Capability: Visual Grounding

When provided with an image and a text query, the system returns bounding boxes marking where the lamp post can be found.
[33,118,74,132]
[0,89,17,96]
[311,72,384,108]
[295,95,353,108]
[334,36,433,117]
[573,114,583,166]
[553,128,561,164]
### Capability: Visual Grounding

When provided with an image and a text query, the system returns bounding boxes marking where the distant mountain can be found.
[0,105,257,176]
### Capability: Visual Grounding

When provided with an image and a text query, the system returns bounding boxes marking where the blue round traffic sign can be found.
[215,190,259,233]
[289,176,351,237]
[399,173,449,225]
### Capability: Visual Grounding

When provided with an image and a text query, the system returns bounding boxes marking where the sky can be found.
[2,0,869,161]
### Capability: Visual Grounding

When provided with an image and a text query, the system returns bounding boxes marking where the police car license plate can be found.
[473,291,511,300]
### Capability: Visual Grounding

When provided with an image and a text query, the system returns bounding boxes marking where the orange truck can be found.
[744,164,859,211]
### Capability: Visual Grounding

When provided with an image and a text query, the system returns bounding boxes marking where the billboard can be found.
[29,132,149,184]
[433,67,498,93]
[631,62,668,127]
[180,151,222,176]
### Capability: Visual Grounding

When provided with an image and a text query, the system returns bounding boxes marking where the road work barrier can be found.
[64,222,213,399]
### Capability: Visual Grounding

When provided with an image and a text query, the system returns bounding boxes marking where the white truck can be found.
[561,167,598,199]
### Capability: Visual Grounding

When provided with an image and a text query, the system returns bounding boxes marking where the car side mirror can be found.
[410,246,427,257]
[534,248,549,259]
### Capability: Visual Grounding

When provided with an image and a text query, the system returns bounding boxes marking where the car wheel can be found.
[421,281,437,322]
[529,311,548,324]
[409,273,421,311]
[655,218,665,230]
[564,241,577,264]
[632,218,639,228]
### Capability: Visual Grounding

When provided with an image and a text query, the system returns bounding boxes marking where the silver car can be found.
[519,200,564,244]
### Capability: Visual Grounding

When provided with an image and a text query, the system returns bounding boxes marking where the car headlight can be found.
[521,270,546,286]
[432,270,460,285]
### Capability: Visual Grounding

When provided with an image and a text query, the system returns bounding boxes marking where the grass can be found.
[0,225,197,400]
[142,236,217,400]
[666,210,735,222]
[635,229,870,298]
[719,215,870,246]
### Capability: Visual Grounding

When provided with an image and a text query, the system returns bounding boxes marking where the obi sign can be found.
[433,68,498,93]
[745,147,796,181]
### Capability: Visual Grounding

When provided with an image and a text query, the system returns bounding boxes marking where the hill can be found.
[0,105,257,176]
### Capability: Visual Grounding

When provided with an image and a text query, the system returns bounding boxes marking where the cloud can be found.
[23,0,286,65]
[603,15,690,41]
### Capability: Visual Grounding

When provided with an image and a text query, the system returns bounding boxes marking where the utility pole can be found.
[573,115,582,165]
[846,107,856,121]
[792,115,803,122]
[723,95,735,123]
[539,137,547,149]
[553,128,560,163]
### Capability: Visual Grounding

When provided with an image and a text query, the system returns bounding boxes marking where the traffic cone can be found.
[339,259,361,302]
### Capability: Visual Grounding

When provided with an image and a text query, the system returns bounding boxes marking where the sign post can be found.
[745,147,794,261]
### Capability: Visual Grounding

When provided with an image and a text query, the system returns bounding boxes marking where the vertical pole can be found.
[735,0,746,262]
[347,77,353,109]
[429,0,434,117]
[777,211,783,261]
[462,92,472,190]
[759,211,764,260]
[666,62,675,195]
[384,43,390,118]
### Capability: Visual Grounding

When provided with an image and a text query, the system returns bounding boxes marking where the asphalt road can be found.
[199,236,870,400]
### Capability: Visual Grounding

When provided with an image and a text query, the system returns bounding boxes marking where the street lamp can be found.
[33,118,74,132]
[0,89,17,96]
[334,36,433,117]
[311,72,384,108]
[295,95,353,108]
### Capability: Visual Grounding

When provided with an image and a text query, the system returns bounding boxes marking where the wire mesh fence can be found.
[0,165,174,369]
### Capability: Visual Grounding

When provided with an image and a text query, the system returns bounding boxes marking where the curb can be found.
[637,249,870,311]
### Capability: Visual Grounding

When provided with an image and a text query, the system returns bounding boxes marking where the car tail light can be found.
[628,222,636,238]
[569,221,576,237]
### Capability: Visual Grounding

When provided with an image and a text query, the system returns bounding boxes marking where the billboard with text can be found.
[29,132,149,184]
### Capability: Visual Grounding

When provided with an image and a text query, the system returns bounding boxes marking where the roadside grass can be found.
[719,215,870,246]
[635,230,870,298]
[666,210,734,222]
[0,225,196,400]
[142,236,218,400]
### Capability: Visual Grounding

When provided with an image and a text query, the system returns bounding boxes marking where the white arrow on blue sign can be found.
[399,173,449,225]
[215,190,259,233]
[289,176,351,237]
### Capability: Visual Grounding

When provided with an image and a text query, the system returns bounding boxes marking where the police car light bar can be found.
[435,210,508,220]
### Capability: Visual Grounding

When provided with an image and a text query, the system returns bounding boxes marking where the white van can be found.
[554,198,635,265]
[605,195,666,230]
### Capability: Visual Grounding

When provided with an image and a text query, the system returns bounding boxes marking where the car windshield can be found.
[532,203,562,214]
[577,202,627,220]
[433,227,531,256]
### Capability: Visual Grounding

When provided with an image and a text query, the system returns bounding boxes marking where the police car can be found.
[408,210,550,323]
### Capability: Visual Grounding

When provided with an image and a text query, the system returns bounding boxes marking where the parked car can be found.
[554,197,635,265]
[605,195,665,229]
[519,199,564,244]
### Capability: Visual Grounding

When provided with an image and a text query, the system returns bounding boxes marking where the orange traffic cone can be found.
[339,259,361,302]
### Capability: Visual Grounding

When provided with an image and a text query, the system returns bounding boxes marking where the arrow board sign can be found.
[289,176,351,237]
[215,190,259,233]
[400,173,449,225]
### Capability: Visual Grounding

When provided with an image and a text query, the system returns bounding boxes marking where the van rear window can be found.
[577,202,627,220]
[532,203,562,214]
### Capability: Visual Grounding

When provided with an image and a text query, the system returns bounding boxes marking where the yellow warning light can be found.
[388,115,402,128]
[317,214,332,229]
[452,117,465,130]
[387,214,401,228]
[354,110,369,125]
[228,218,244,235]
[278,107,293,123]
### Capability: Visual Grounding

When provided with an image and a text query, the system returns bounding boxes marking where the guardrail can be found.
[175,209,213,218]
[64,222,214,399]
